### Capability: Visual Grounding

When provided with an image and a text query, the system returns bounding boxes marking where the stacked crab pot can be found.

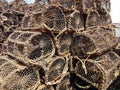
[0,0,120,90]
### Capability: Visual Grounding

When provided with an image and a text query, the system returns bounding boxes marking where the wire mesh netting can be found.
[4,31,55,66]
[43,5,66,32]
[85,10,100,29]
[45,56,68,85]
[57,31,73,56]
[74,51,120,89]
[2,68,40,90]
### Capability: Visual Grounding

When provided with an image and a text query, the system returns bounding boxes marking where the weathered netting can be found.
[37,84,54,90]
[4,31,55,65]
[45,56,68,85]
[56,73,71,90]
[2,68,40,90]
[21,15,31,30]
[85,10,100,29]
[70,33,96,59]
[43,5,66,32]
[75,51,120,89]
[69,11,84,31]
[56,31,73,56]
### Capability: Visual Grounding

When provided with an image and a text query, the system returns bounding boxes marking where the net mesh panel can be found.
[28,33,54,60]
[39,85,54,90]
[8,41,14,54]
[17,33,32,42]
[85,30,107,53]
[9,32,21,40]
[22,15,31,29]
[82,0,95,10]
[56,73,71,90]
[99,28,116,46]
[70,11,84,31]
[86,10,100,29]
[43,6,65,32]
[57,31,73,55]
[70,34,96,59]
[3,68,39,90]
[54,0,75,9]
[0,62,17,79]
[47,57,66,83]
[33,12,43,27]
[75,60,104,88]
[16,43,25,55]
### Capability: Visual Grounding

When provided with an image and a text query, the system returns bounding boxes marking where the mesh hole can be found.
[16,44,25,55]
[0,58,7,66]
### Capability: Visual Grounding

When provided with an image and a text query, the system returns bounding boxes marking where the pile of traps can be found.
[0,0,120,90]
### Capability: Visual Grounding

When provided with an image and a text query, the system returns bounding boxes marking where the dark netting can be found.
[8,41,14,54]
[10,32,21,40]
[29,33,54,60]
[75,60,104,88]
[70,11,84,31]
[70,34,96,58]
[53,0,75,9]
[56,73,71,90]
[107,75,120,90]
[43,6,65,31]
[28,46,42,60]
[82,0,95,10]
[57,31,73,55]
[86,10,100,29]
[85,30,107,53]
[46,57,67,84]
[3,68,39,90]
[22,15,31,29]
[17,33,32,42]
[100,28,116,46]
[0,63,17,79]
[16,44,25,55]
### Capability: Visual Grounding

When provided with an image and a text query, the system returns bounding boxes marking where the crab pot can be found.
[75,51,120,90]
[85,10,100,29]
[45,56,68,85]
[4,31,55,65]
[70,32,96,59]
[21,15,31,30]
[43,5,66,32]
[98,28,117,46]
[56,73,72,90]
[2,68,40,90]
[100,14,112,28]
[56,31,73,56]
[69,11,84,31]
